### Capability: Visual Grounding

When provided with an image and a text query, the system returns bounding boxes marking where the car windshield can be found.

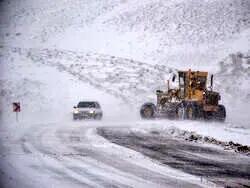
[77,102,99,108]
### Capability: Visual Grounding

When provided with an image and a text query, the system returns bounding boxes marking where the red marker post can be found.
[12,102,21,122]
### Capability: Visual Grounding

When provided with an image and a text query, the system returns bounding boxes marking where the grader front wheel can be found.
[177,104,185,119]
[140,103,156,119]
[213,105,226,122]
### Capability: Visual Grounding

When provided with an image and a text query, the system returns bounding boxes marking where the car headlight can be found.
[89,110,95,114]
[73,109,79,114]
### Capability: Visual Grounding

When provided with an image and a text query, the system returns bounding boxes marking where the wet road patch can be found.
[97,127,250,188]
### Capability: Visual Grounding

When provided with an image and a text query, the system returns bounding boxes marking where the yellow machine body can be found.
[142,69,226,121]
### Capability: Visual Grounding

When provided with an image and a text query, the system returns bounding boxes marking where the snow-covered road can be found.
[1,120,217,188]
[1,115,250,188]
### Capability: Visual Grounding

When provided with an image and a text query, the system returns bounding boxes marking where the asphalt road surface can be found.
[98,127,250,188]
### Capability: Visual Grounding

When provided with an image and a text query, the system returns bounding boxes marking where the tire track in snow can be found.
[22,122,208,188]
[21,125,129,188]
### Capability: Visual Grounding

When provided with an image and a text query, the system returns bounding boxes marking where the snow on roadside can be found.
[131,120,250,147]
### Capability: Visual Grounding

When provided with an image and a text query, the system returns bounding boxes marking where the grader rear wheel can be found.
[145,107,153,117]
[185,103,197,120]
[187,107,193,119]
[213,105,226,122]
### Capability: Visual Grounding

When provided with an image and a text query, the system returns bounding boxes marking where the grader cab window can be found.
[178,72,185,98]
[196,77,206,90]
[179,76,184,86]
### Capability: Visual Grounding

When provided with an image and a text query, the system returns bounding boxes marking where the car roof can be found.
[78,101,99,104]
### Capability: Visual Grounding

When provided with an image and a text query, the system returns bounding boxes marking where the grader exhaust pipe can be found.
[210,74,214,91]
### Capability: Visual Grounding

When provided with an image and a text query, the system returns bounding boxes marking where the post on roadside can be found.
[12,102,21,122]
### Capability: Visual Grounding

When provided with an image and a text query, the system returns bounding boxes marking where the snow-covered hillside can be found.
[0,0,250,125]
[0,0,123,43]
[1,0,249,67]
[0,47,136,125]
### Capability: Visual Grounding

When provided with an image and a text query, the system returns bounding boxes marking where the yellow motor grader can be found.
[140,70,226,121]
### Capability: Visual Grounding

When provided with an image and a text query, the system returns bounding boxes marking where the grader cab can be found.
[140,70,226,121]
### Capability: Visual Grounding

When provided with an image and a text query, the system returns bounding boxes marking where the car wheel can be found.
[95,114,102,120]
[73,115,78,120]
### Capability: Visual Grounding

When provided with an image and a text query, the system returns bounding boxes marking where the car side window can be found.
[77,102,81,108]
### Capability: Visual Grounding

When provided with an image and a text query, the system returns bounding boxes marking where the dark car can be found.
[73,101,103,120]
